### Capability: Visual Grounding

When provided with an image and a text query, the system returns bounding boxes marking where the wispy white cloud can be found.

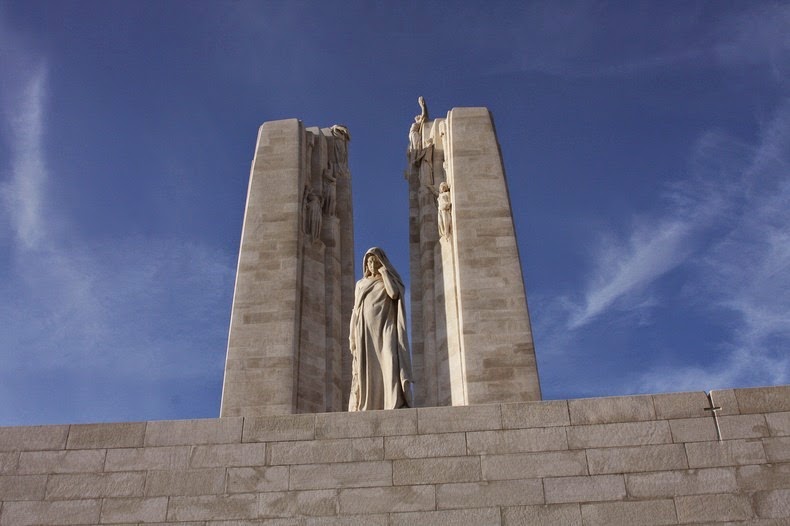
[567,219,694,329]
[0,64,48,249]
[715,3,790,81]
[539,100,790,395]
[566,130,746,329]
[0,30,235,425]
[639,103,790,392]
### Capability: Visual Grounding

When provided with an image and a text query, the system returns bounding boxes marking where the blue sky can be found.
[1,1,788,425]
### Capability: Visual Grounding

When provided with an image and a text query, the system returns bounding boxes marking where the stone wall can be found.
[1,385,788,524]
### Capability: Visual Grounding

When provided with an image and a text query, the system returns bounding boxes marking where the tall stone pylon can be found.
[220,119,355,417]
[407,104,542,406]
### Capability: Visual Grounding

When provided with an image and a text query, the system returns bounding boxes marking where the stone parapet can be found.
[1,385,788,524]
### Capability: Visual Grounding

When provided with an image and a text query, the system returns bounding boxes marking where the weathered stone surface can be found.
[227,466,290,493]
[653,391,711,419]
[315,409,417,439]
[569,395,655,425]
[0,424,68,451]
[669,417,718,443]
[543,474,626,503]
[100,496,168,523]
[417,404,501,433]
[763,436,790,461]
[144,468,225,496]
[580,500,677,526]
[736,463,790,491]
[66,422,145,449]
[259,489,337,518]
[0,499,101,526]
[675,493,754,522]
[145,418,242,446]
[586,444,687,474]
[206,519,296,526]
[104,445,190,471]
[502,503,582,525]
[567,421,672,449]
[735,385,790,414]
[289,461,392,490]
[0,474,47,500]
[2,383,790,524]
[501,400,569,429]
[466,427,567,455]
[685,438,767,468]
[304,515,387,526]
[269,437,383,465]
[0,451,17,474]
[384,432,467,459]
[18,449,105,474]
[393,456,480,485]
[482,450,587,480]
[391,507,501,526]
[189,443,267,468]
[436,479,543,509]
[243,414,316,442]
[167,494,258,521]
[46,472,145,499]
[718,414,771,439]
[653,390,739,419]
[339,485,435,514]
[625,467,738,497]
[766,411,790,436]
[753,488,790,519]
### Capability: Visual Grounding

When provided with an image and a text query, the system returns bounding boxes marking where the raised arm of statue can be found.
[379,266,399,300]
[418,96,429,123]
[409,97,430,153]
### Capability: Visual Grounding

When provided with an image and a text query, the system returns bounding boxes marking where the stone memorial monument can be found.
[0,103,788,525]
[220,119,355,417]
[219,100,541,417]
[405,99,542,407]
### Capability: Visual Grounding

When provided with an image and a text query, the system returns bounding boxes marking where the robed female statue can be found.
[348,247,413,411]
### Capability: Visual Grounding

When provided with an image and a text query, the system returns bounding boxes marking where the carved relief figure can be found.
[303,190,323,242]
[305,132,316,177]
[322,164,337,217]
[330,124,350,177]
[348,247,413,411]
[437,182,452,238]
[417,138,434,186]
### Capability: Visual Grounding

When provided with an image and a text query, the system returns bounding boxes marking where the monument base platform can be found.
[1,385,788,525]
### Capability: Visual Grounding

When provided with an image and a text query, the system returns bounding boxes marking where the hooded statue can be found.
[348,247,413,411]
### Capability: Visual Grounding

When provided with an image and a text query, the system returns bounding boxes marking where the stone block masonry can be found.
[1,385,788,524]
[407,107,541,407]
[221,120,355,417]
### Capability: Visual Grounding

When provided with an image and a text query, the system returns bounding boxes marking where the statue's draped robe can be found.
[349,258,413,411]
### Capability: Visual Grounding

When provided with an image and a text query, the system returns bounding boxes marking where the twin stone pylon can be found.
[219,120,355,417]
[220,107,541,417]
